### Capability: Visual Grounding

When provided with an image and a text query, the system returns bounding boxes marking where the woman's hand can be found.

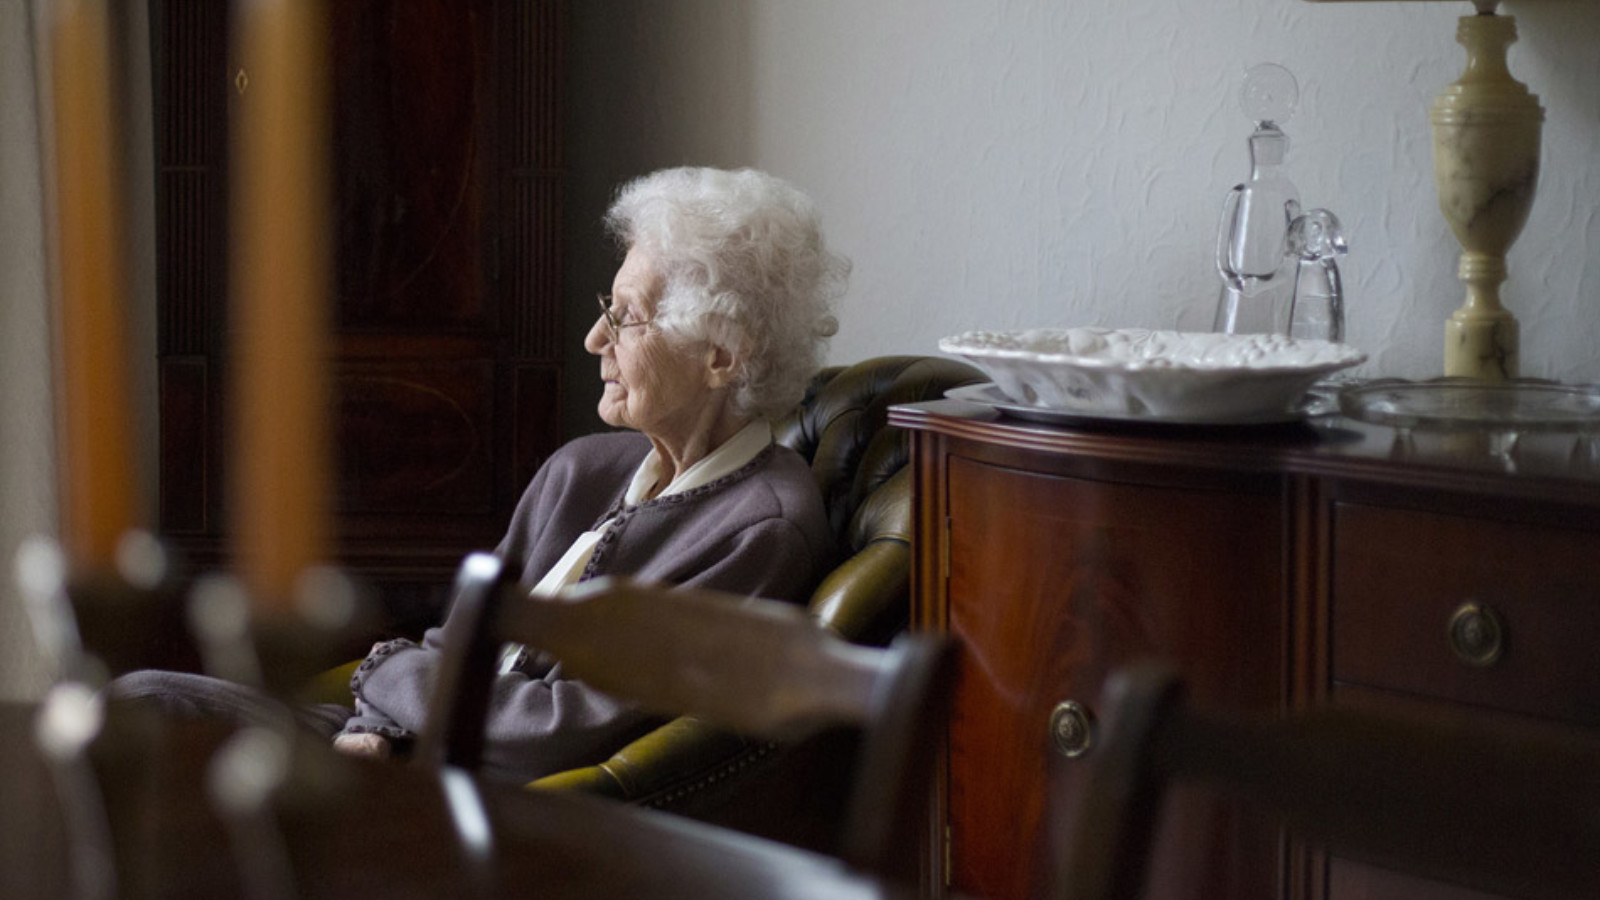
[333,732,392,759]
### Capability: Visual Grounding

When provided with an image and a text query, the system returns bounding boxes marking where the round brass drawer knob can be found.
[1049,700,1095,758]
[1448,602,1506,667]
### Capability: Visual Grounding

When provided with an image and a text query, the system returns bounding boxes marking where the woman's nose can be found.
[583,313,611,355]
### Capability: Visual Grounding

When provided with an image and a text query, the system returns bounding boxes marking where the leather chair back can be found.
[775,355,984,644]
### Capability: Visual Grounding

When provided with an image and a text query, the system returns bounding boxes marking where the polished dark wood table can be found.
[0,701,912,899]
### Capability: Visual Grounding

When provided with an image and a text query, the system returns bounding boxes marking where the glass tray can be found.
[1339,380,1600,434]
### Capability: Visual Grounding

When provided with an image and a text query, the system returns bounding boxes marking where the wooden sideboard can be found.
[891,397,1600,900]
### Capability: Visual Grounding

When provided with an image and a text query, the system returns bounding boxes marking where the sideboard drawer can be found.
[1330,502,1600,726]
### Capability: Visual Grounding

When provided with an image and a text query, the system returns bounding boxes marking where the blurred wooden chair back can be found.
[418,554,956,885]
[1057,664,1600,900]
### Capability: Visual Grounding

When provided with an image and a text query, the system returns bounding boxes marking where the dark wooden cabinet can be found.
[893,399,1600,900]
[151,0,565,631]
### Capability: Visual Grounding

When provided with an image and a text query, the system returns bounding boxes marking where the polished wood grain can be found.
[940,455,1283,900]
[894,397,1600,900]
[327,1,487,330]
[893,399,1600,507]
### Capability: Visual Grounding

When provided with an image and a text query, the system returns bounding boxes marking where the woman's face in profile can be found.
[585,246,719,447]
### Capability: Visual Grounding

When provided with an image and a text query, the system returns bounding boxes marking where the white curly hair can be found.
[604,167,848,422]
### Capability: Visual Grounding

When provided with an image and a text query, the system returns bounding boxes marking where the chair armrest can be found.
[529,716,765,808]
[298,659,360,705]
[526,763,630,799]
[808,467,914,645]
[808,539,909,646]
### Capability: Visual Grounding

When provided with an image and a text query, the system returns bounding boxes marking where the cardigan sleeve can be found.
[344,513,822,782]
[673,517,823,602]
[335,638,420,741]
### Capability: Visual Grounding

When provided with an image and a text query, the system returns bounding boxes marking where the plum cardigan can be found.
[340,431,834,783]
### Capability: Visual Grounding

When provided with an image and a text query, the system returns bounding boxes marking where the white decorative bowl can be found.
[938,328,1367,421]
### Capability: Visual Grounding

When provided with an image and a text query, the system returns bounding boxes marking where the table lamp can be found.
[1307,0,1544,381]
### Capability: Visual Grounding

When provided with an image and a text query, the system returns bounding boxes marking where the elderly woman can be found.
[116,167,848,783]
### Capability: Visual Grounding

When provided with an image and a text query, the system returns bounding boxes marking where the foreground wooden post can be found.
[229,0,333,613]
[49,0,138,572]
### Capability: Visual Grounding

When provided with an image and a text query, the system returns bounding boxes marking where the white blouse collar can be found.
[624,419,774,505]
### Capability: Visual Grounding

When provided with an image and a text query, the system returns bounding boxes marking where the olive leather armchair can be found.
[527,354,982,849]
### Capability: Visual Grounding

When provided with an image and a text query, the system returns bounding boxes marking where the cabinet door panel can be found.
[944,456,1284,900]
[329,0,488,329]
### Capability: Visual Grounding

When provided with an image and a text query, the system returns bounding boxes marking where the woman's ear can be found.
[704,343,739,390]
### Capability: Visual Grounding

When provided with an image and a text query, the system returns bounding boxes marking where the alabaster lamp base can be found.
[1305,0,1545,381]
[1443,262,1520,379]
[1430,4,1543,380]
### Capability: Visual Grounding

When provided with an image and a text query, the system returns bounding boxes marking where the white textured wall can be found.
[567,0,1600,433]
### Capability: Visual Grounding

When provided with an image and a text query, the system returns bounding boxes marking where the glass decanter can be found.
[1285,208,1347,342]
[1213,63,1302,336]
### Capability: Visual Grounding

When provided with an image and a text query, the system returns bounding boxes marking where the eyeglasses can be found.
[596,293,652,341]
